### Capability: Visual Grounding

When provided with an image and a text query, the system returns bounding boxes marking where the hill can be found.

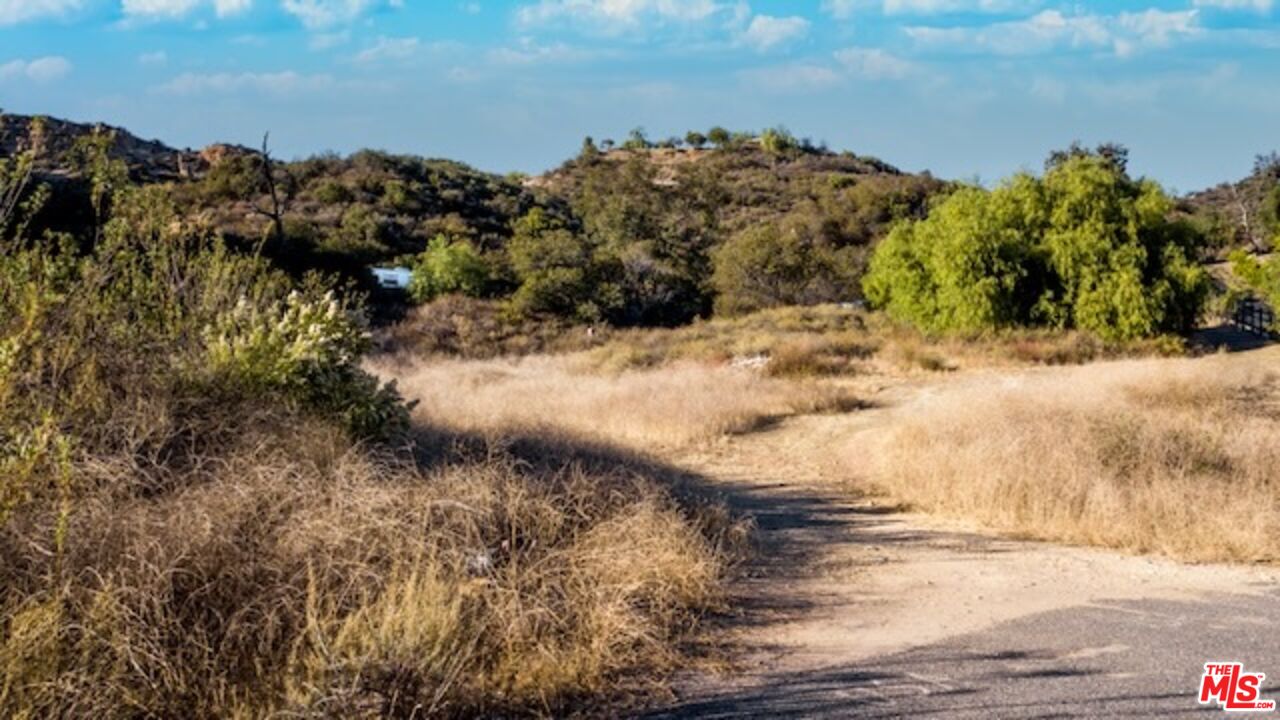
[1,114,947,324]
[1181,154,1280,258]
[0,112,247,182]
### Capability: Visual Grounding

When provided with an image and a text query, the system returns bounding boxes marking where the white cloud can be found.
[516,0,724,34]
[822,0,1037,18]
[138,50,169,65]
[906,8,1200,57]
[739,14,810,52]
[882,0,1035,13]
[0,56,73,82]
[121,0,251,19]
[821,0,857,19]
[0,0,82,25]
[155,70,333,94]
[1193,0,1272,11]
[834,47,916,79]
[353,35,419,64]
[281,0,402,29]
[1114,9,1199,56]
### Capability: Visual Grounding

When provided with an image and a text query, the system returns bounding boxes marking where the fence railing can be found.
[1233,296,1277,338]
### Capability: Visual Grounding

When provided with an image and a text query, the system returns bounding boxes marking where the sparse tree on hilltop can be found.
[623,127,650,151]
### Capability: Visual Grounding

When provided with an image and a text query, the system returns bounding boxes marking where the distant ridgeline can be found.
[0,114,946,325]
[6,113,1276,332]
[0,113,253,183]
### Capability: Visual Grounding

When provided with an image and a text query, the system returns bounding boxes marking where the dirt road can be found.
[648,378,1280,719]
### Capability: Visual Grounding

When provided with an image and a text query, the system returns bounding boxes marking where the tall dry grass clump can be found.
[1,131,735,717]
[2,420,734,718]
[376,355,858,449]
[863,353,1280,563]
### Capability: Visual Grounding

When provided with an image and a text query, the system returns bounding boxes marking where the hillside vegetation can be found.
[1183,151,1280,257]
[3,114,945,326]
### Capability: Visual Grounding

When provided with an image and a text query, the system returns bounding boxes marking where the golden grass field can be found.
[861,350,1280,563]
[375,354,861,450]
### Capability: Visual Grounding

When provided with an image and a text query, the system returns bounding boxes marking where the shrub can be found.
[863,155,1209,340]
[313,178,353,204]
[760,126,798,156]
[571,156,720,325]
[0,155,407,477]
[507,209,609,321]
[712,218,863,316]
[407,235,490,304]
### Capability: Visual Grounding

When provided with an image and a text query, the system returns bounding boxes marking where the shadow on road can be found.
[1191,324,1275,353]
[647,591,1280,719]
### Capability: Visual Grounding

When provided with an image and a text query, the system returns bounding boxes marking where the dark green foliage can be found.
[523,135,942,325]
[1182,149,1280,256]
[712,217,863,316]
[507,208,609,321]
[1046,141,1129,174]
[707,127,730,148]
[569,156,721,325]
[864,156,1209,340]
[623,127,650,151]
[171,149,536,289]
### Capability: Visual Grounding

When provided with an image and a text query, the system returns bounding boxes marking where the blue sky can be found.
[1,0,1277,191]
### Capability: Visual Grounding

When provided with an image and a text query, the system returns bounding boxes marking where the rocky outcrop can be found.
[0,113,253,183]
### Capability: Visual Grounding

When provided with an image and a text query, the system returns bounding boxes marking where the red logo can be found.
[1200,662,1277,712]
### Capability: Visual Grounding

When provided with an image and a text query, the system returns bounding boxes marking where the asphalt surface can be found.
[650,590,1280,718]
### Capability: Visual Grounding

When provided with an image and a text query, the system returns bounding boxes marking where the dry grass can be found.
[376,354,860,450]
[1,416,741,718]
[861,352,1280,563]
[582,305,1185,378]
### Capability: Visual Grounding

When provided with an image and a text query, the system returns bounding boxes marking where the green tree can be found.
[507,209,608,320]
[622,127,650,151]
[572,157,720,325]
[407,235,490,303]
[707,126,731,148]
[863,155,1208,340]
[685,131,707,149]
[760,126,798,156]
[712,217,863,316]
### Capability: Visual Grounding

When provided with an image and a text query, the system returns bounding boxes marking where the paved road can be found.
[642,402,1280,720]
[652,590,1280,718]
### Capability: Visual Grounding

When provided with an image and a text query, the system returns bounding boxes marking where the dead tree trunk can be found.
[251,132,287,251]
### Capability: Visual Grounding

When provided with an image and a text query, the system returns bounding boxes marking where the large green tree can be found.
[863,153,1208,340]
